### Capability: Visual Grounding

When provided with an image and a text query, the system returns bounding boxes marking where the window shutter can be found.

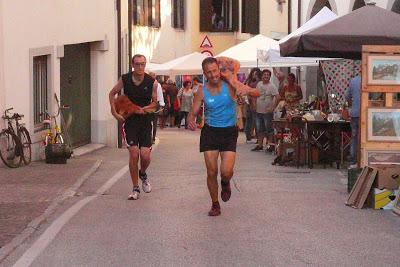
[200,0,213,32]
[154,0,161,27]
[242,0,259,34]
[146,0,151,26]
[132,0,138,25]
[232,0,239,32]
[179,0,185,29]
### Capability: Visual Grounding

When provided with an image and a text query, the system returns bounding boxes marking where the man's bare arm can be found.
[187,85,204,131]
[109,79,125,122]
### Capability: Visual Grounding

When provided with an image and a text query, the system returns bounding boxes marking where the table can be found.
[272,119,351,168]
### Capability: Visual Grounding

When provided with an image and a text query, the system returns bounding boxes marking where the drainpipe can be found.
[297,0,301,29]
[288,0,292,34]
[117,0,122,148]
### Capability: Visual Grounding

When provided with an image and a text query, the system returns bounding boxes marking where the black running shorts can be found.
[122,115,152,148]
[200,124,239,152]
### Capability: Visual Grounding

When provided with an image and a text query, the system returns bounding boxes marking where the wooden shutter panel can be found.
[154,0,161,27]
[132,0,138,25]
[242,0,259,34]
[200,0,213,32]
[179,0,185,29]
[232,0,239,32]
[146,0,151,26]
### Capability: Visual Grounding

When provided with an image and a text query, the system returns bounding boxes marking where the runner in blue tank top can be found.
[187,57,260,216]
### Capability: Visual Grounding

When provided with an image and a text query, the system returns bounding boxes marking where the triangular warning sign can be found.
[200,36,213,48]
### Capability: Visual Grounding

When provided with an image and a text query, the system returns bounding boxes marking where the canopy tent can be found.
[217,8,336,69]
[279,5,400,59]
[216,34,280,68]
[146,52,207,75]
[258,7,337,67]
[258,49,322,67]
[278,7,337,45]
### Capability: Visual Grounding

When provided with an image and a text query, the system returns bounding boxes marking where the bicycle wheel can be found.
[19,127,32,165]
[0,130,23,168]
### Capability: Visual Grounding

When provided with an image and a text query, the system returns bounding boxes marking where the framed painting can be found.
[367,108,400,142]
[367,55,400,85]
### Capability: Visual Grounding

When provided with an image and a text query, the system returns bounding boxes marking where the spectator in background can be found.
[192,77,201,95]
[251,69,279,152]
[273,67,287,95]
[159,81,170,129]
[148,72,165,144]
[192,77,204,127]
[177,80,194,129]
[278,73,303,109]
[163,79,179,127]
[244,68,262,143]
[346,74,361,168]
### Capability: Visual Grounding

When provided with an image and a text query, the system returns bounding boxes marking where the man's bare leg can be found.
[139,147,151,173]
[128,146,141,199]
[128,146,140,187]
[220,151,236,202]
[139,147,152,193]
[204,151,219,202]
[204,150,221,216]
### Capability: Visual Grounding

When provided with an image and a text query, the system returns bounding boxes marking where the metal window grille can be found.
[33,55,48,127]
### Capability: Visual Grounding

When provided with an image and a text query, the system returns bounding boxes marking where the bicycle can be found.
[41,94,69,146]
[0,108,32,167]
[40,93,73,161]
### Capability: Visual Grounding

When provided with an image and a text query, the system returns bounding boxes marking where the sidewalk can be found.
[0,145,108,249]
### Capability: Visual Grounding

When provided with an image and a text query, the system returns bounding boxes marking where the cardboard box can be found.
[370,164,400,190]
[372,188,398,210]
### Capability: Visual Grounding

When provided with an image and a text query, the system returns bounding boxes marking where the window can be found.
[241,0,259,34]
[352,0,365,11]
[33,55,48,128]
[132,0,160,27]
[392,0,400,14]
[310,0,331,18]
[172,0,185,29]
[200,0,239,32]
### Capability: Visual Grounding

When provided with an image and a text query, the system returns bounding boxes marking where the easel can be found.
[359,45,400,167]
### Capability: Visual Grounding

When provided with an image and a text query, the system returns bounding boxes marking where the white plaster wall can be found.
[260,0,288,38]
[0,0,118,151]
[0,1,5,129]
[132,0,191,63]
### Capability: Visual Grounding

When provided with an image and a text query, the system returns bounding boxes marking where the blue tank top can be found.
[203,81,236,127]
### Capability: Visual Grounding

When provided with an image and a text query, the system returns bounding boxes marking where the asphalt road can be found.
[3,128,400,267]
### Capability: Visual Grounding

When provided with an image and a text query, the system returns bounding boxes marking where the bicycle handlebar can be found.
[2,108,23,121]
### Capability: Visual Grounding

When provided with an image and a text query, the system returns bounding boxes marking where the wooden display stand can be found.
[360,45,400,167]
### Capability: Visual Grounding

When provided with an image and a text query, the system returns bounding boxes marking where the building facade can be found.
[290,0,400,32]
[129,0,289,64]
[0,0,125,161]
[287,0,400,98]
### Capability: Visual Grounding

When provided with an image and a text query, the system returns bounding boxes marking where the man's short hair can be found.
[132,54,146,63]
[262,69,272,75]
[202,57,218,71]
[193,77,200,83]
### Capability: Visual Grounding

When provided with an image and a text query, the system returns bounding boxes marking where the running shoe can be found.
[208,202,221,216]
[142,179,152,193]
[128,187,140,200]
[139,171,152,193]
[221,180,231,202]
[251,145,263,151]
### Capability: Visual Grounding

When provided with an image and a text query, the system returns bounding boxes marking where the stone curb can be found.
[0,160,102,263]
